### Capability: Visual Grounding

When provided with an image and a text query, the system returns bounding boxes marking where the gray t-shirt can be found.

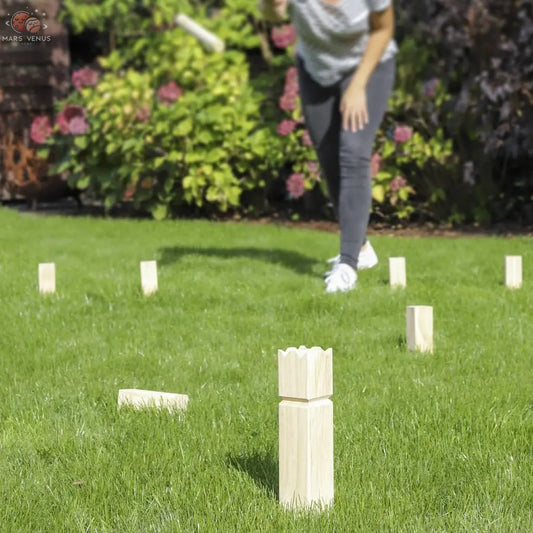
[288,0,398,86]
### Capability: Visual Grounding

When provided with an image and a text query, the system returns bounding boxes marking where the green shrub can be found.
[37,18,288,218]
[34,0,476,224]
[372,37,456,222]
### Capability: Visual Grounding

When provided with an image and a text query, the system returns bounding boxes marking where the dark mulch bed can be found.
[3,198,532,238]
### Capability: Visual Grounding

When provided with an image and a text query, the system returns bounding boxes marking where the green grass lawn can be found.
[0,206,532,532]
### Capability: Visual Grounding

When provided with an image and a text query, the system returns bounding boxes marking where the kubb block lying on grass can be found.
[278,346,334,510]
[39,263,56,294]
[406,305,433,353]
[118,389,189,412]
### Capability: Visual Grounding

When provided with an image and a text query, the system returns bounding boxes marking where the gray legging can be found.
[297,56,395,269]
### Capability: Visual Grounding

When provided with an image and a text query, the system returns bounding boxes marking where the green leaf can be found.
[104,194,117,211]
[372,184,386,203]
[151,203,168,220]
[173,119,193,137]
[382,141,396,159]
[36,148,50,159]
[76,176,90,189]
[105,143,117,155]
[74,136,88,149]
[398,187,410,201]
[121,138,140,152]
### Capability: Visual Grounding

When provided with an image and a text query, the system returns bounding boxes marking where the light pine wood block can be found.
[39,263,56,294]
[505,256,522,289]
[175,14,225,52]
[117,389,188,412]
[278,346,334,510]
[406,306,433,353]
[389,257,406,288]
[278,346,333,400]
[140,260,158,296]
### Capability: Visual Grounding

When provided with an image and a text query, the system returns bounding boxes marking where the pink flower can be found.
[68,116,89,135]
[422,78,440,98]
[71,67,99,90]
[277,119,297,136]
[30,115,53,144]
[285,66,298,86]
[271,25,296,48]
[279,92,298,111]
[123,186,135,200]
[306,160,320,181]
[284,82,298,99]
[157,81,183,106]
[370,152,382,178]
[56,105,86,135]
[393,125,413,143]
[301,129,312,146]
[135,104,151,123]
[284,68,299,95]
[306,161,318,174]
[286,173,305,199]
[389,175,407,192]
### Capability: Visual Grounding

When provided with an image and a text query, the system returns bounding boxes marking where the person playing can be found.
[260,0,397,293]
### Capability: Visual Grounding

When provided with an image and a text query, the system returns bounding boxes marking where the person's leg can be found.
[296,57,341,215]
[338,58,395,269]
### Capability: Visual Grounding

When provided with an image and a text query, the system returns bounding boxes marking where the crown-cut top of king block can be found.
[278,346,333,400]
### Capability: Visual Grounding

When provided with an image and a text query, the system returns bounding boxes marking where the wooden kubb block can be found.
[504,256,522,289]
[117,389,188,413]
[406,306,433,353]
[278,346,334,510]
[39,263,56,294]
[389,257,406,287]
[140,260,158,295]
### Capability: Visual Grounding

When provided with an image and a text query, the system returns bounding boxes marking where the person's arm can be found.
[258,0,289,23]
[340,4,395,132]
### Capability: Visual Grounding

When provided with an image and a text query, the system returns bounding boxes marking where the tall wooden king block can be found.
[504,256,522,289]
[406,306,433,353]
[278,346,334,510]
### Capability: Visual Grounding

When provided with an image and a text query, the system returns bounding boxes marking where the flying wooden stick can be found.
[174,14,225,53]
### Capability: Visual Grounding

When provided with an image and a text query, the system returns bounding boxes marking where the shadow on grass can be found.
[226,451,278,499]
[397,334,406,349]
[159,246,318,276]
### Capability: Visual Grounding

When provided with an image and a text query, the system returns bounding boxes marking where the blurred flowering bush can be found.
[393,0,533,224]
[35,4,288,219]
[31,0,531,224]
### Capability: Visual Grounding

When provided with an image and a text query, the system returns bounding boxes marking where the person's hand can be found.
[340,82,368,132]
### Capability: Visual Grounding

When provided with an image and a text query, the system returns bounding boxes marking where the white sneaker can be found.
[325,263,357,293]
[326,241,378,272]
[358,241,378,269]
